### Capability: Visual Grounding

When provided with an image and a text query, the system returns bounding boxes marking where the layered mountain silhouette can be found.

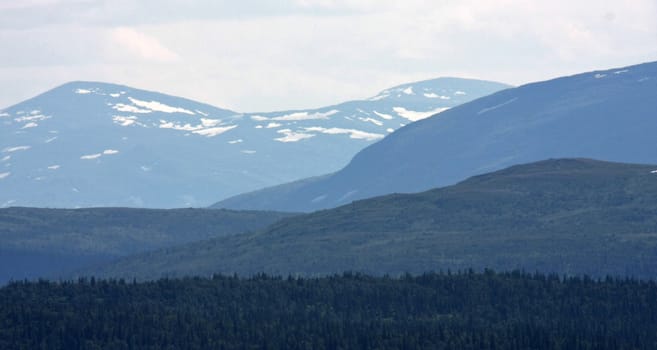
[215,61,657,212]
[0,78,508,208]
[89,159,657,280]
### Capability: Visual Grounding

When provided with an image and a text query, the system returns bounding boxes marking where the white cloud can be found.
[0,0,62,11]
[108,27,180,63]
[0,0,656,111]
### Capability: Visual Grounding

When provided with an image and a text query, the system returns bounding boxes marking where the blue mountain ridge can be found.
[215,61,657,212]
[0,78,509,208]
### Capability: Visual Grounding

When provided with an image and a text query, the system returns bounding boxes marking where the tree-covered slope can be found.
[0,207,296,283]
[2,272,657,349]
[93,158,657,280]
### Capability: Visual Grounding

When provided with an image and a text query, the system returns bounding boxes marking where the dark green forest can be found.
[2,271,657,349]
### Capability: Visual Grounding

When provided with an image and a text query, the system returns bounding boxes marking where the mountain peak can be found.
[215,60,657,212]
[0,77,508,208]
[366,77,511,102]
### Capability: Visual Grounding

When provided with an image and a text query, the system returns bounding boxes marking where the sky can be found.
[1,0,656,112]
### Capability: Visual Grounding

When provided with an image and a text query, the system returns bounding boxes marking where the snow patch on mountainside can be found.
[113,104,152,114]
[373,111,394,120]
[112,116,139,126]
[3,146,31,153]
[275,129,315,142]
[337,190,358,202]
[200,118,221,127]
[128,97,195,115]
[81,153,102,160]
[304,127,383,141]
[158,119,236,137]
[159,121,199,131]
[15,114,50,122]
[393,107,450,121]
[424,93,450,99]
[270,110,339,121]
[192,125,238,137]
[0,172,10,179]
[477,97,518,115]
[360,117,383,126]
[311,194,327,203]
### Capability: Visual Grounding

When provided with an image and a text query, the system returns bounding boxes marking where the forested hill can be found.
[2,271,657,349]
[0,207,296,283]
[90,158,657,280]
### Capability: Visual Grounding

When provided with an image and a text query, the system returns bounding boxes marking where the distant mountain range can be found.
[89,159,657,280]
[214,61,657,212]
[0,78,509,208]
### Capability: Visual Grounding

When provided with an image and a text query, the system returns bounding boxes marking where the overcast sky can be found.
[1,0,656,112]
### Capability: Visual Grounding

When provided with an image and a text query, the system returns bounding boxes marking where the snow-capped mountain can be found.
[0,78,509,208]
[214,61,657,212]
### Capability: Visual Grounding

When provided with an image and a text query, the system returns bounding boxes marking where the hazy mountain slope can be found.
[0,78,509,208]
[91,159,657,280]
[215,61,657,212]
[0,207,296,283]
